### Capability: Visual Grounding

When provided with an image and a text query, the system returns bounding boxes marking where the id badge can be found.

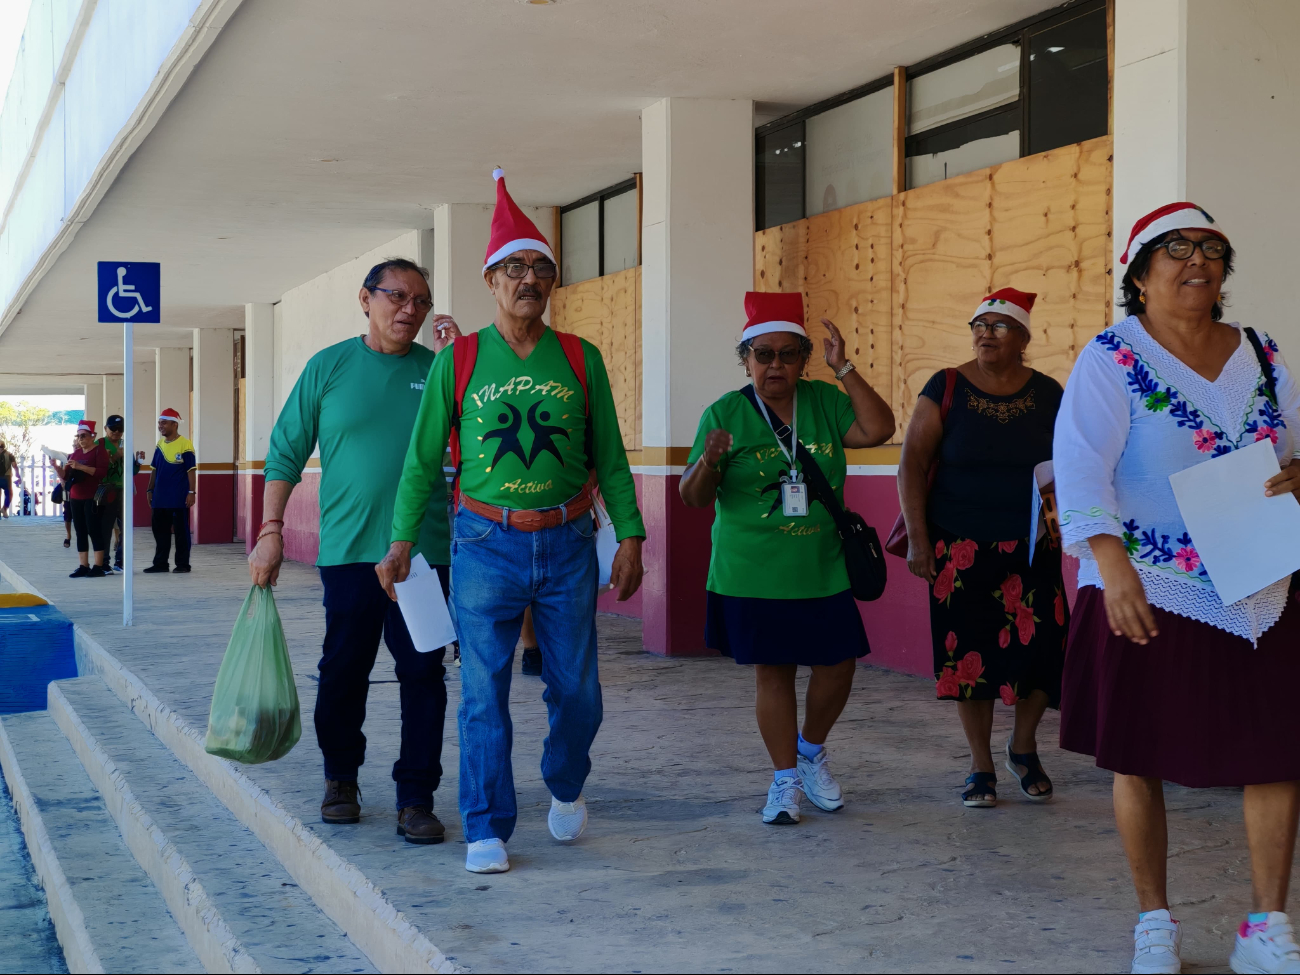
[781,480,809,517]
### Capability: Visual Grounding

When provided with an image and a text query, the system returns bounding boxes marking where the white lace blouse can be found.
[1055,316,1300,641]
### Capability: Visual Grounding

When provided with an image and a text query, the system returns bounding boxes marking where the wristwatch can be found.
[834,361,857,380]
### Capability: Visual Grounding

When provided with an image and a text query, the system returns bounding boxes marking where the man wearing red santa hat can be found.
[380,169,645,874]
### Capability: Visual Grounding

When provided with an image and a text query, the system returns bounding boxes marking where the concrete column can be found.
[103,374,125,420]
[131,355,156,525]
[155,347,190,435]
[82,379,104,428]
[239,303,274,550]
[639,97,754,655]
[433,201,553,333]
[192,328,235,544]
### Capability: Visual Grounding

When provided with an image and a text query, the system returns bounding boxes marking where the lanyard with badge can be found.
[754,390,809,517]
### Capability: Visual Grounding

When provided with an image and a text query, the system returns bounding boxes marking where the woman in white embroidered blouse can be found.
[1055,203,1300,975]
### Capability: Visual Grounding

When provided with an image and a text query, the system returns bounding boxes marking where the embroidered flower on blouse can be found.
[1114,348,1137,367]
[1256,426,1279,444]
[1174,546,1200,573]
[1192,428,1218,453]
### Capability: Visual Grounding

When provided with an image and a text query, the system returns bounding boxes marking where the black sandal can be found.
[1005,741,1053,802]
[962,772,997,807]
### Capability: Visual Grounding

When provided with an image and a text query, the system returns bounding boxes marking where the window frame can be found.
[754,0,1106,224]
[560,176,639,282]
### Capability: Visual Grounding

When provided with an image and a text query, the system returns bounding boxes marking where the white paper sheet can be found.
[1169,438,1300,606]
[41,446,68,465]
[593,496,618,587]
[394,554,457,654]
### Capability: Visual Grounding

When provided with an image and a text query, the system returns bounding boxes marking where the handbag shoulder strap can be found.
[1243,327,1279,407]
[940,367,957,422]
[738,384,850,527]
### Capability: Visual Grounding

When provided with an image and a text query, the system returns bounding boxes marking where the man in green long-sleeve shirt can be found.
[249,258,460,845]
[378,170,645,874]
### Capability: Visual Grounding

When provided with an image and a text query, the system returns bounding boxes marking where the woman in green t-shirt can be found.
[681,291,895,827]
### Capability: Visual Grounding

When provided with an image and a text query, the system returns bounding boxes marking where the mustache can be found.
[516,286,542,299]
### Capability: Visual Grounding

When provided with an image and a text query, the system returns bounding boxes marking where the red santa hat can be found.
[1121,202,1226,265]
[76,419,96,434]
[159,408,182,424]
[970,287,1036,329]
[742,291,806,342]
[483,168,555,272]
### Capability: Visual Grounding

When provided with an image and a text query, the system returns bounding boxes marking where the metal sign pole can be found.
[123,320,133,627]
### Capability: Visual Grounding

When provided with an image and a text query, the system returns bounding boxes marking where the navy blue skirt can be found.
[705,589,870,666]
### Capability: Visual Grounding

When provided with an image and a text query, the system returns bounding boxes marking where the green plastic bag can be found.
[204,586,301,764]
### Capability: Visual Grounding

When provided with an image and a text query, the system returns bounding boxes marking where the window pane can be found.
[906,109,1020,188]
[756,120,805,231]
[1028,7,1108,155]
[561,201,599,286]
[908,42,1020,135]
[602,188,638,274]
[804,87,893,216]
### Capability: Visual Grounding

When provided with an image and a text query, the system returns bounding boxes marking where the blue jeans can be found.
[451,504,602,842]
[318,563,449,811]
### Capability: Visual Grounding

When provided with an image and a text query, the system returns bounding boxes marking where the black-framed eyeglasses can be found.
[751,347,803,365]
[489,261,558,280]
[971,320,1027,338]
[1158,236,1227,261]
[370,286,433,311]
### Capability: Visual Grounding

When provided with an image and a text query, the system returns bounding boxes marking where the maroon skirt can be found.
[1061,586,1300,787]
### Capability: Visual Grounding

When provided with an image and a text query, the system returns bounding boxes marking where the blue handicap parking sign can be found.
[97,261,160,323]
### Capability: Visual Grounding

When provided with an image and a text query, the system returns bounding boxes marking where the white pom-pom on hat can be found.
[492,167,504,180]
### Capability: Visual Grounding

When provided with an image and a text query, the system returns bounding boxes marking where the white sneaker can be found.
[797,747,844,812]
[762,774,802,825]
[1132,909,1181,974]
[465,838,509,874]
[548,796,588,841]
[1231,912,1300,974]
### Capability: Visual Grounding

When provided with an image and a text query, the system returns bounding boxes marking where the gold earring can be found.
[1139,293,1146,304]
[1217,294,1223,303]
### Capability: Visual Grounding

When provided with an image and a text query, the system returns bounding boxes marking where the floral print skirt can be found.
[929,524,1067,707]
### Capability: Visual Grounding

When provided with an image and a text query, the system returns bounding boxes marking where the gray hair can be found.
[736,334,814,367]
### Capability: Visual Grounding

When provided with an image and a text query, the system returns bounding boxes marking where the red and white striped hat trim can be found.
[1121,202,1226,265]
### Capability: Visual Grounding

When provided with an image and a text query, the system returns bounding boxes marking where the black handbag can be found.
[739,385,888,601]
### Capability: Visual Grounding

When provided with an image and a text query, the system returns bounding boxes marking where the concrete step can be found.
[0,708,203,974]
[49,676,377,975]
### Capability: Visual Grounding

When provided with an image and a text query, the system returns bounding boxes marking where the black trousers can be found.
[150,506,191,569]
[316,562,449,810]
[69,498,107,555]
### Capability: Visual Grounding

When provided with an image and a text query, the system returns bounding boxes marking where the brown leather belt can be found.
[460,491,592,532]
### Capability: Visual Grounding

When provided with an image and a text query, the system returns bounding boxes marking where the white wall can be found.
[1113,0,1300,354]
[274,230,420,411]
[1184,0,1300,353]
[641,97,754,450]
[132,357,156,449]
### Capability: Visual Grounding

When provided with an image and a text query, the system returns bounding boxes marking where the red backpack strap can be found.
[553,330,597,476]
[449,332,480,502]
[553,330,589,415]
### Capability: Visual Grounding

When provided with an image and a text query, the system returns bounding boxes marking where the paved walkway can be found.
[0,517,1259,973]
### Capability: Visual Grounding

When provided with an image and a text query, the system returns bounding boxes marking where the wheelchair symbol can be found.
[105,266,154,319]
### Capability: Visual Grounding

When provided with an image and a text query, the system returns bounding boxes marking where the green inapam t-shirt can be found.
[392,325,645,542]
[688,379,855,599]
[264,336,450,566]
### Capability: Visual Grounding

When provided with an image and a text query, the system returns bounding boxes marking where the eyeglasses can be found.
[370,286,433,311]
[1158,237,1227,261]
[751,347,803,365]
[970,321,1027,338]
[489,261,558,280]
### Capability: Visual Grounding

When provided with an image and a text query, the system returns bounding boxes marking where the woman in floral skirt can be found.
[897,288,1067,807]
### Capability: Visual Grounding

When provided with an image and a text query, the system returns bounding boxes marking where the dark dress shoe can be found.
[521,646,543,676]
[172,565,191,573]
[143,564,169,573]
[396,805,446,844]
[321,779,361,824]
